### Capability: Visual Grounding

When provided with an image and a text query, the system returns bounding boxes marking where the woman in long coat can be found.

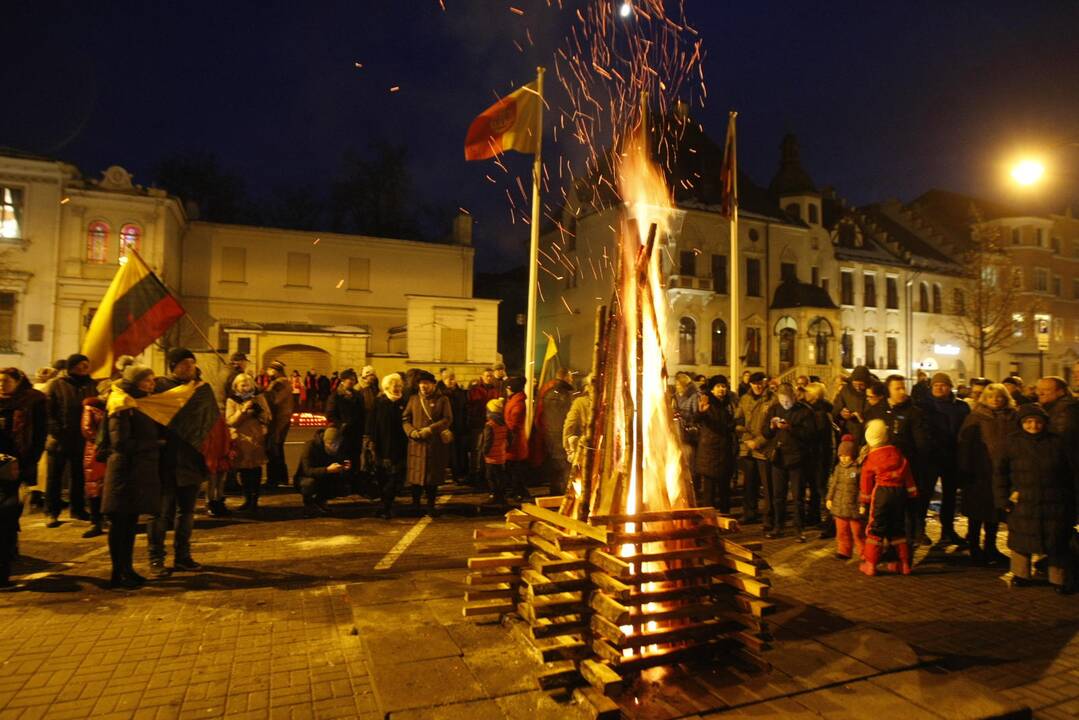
[0,368,46,590]
[103,365,161,590]
[994,404,1076,593]
[225,374,270,513]
[402,371,452,512]
[958,383,1015,565]
[693,375,737,513]
[367,373,408,518]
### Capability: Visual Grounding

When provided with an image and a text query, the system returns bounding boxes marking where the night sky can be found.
[5,1,1078,270]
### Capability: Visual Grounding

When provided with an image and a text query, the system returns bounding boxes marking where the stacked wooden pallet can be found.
[463,498,772,719]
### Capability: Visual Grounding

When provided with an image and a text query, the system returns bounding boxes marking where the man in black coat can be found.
[918,372,970,546]
[149,348,206,577]
[437,370,470,484]
[762,383,817,541]
[44,353,98,527]
[832,365,870,443]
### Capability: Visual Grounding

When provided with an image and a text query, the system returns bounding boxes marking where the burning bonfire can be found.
[464,118,773,715]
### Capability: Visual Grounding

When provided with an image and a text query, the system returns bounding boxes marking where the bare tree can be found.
[947,205,1037,376]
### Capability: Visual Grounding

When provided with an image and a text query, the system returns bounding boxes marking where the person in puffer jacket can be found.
[859,419,918,576]
[481,398,509,506]
[826,435,865,560]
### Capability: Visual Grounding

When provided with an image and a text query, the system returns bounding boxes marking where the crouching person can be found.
[295,427,348,517]
[859,419,917,576]
[994,404,1076,594]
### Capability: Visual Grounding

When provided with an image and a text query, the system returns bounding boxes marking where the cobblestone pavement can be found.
[1,464,1076,720]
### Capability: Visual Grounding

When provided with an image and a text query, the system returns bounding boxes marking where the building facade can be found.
[0,150,498,382]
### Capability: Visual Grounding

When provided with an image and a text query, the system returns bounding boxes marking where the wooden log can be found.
[462,602,515,617]
[591,637,622,665]
[590,614,627,645]
[536,660,582,690]
[521,569,590,596]
[529,615,590,639]
[623,584,721,605]
[620,563,729,585]
[587,549,632,579]
[573,687,622,720]
[616,545,720,565]
[733,595,776,617]
[720,538,762,561]
[531,521,598,550]
[521,503,609,543]
[579,659,624,696]
[534,495,565,509]
[590,507,717,525]
[589,572,632,601]
[531,635,590,663]
[464,586,516,602]
[715,554,766,578]
[530,554,589,574]
[589,592,630,625]
[467,553,527,570]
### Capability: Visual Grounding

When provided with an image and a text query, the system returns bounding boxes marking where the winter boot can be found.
[896,541,913,575]
[860,541,880,577]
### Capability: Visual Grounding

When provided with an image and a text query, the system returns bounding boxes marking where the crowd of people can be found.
[0,347,1076,595]
[673,366,1079,593]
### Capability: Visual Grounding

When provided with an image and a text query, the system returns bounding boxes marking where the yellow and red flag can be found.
[82,251,185,379]
[464,82,541,161]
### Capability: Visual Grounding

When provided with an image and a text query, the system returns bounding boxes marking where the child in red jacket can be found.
[859,419,918,576]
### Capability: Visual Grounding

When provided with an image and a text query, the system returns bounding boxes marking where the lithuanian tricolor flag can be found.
[83,251,185,379]
[108,380,230,472]
[464,81,541,161]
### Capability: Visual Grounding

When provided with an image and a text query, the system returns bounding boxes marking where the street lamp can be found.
[619,2,633,19]
[1010,159,1045,187]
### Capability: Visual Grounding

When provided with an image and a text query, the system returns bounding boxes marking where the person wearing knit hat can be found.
[858,418,918,576]
[147,350,205,576]
[833,365,870,446]
[826,435,865,560]
[43,351,97,527]
[403,369,453,512]
[122,364,154,386]
[480,397,510,505]
[920,367,971,547]
[261,358,294,489]
[695,374,736,514]
[996,402,1075,593]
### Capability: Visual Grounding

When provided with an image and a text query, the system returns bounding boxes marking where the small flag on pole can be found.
[464,82,542,161]
[537,334,560,389]
[82,251,185,379]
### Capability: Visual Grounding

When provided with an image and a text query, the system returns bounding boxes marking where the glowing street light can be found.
[1010,158,1046,186]
[619,2,633,19]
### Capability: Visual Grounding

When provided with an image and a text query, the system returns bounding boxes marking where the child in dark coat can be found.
[826,435,865,560]
[859,419,918,576]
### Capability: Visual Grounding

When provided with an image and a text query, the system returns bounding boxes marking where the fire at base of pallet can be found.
[464,497,774,718]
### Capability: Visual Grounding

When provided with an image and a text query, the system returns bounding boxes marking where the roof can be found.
[770,281,838,310]
[769,134,819,197]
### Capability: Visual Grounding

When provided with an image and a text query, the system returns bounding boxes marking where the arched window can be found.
[918,282,929,312]
[809,317,833,365]
[119,223,142,261]
[678,317,696,365]
[808,203,819,224]
[932,284,942,314]
[952,288,965,315]
[87,221,109,263]
[774,316,797,371]
[710,318,727,366]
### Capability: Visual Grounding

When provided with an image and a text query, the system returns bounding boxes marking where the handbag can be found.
[0,455,19,483]
[440,429,454,445]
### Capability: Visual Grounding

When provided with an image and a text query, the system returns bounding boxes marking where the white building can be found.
[0,149,498,380]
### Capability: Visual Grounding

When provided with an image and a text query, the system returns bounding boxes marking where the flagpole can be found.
[728,112,740,388]
[524,66,545,436]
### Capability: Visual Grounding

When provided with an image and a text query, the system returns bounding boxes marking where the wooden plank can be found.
[475,541,530,553]
[716,573,770,598]
[537,660,581,690]
[466,571,520,586]
[590,614,627,645]
[589,572,631,601]
[529,616,590,639]
[467,553,527,570]
[616,545,719,565]
[530,554,589,574]
[719,538,760,560]
[608,524,719,544]
[589,592,630,625]
[534,495,565,509]
[580,659,624,695]
[587,550,632,579]
[521,503,608,543]
[591,637,622,665]
[592,616,742,650]
[590,507,717,525]
[623,584,722,605]
[521,568,590,596]
[530,521,598,550]
[716,554,765,578]
[572,687,622,720]
[733,595,776,617]
[462,602,515,617]
[464,586,516,602]
[734,630,771,653]
[641,601,725,624]
[527,534,583,563]
[473,527,528,539]
[613,638,740,673]
[621,563,729,586]
[531,635,590,663]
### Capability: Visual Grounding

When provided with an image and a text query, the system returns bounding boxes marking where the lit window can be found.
[87,221,109,263]
[0,187,23,239]
[1013,313,1025,337]
[119,223,141,262]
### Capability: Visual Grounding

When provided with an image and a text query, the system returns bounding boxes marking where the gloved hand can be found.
[419,427,433,439]
[826,499,833,511]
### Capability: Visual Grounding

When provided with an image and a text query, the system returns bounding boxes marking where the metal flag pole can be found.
[728,112,740,386]
[524,66,545,435]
